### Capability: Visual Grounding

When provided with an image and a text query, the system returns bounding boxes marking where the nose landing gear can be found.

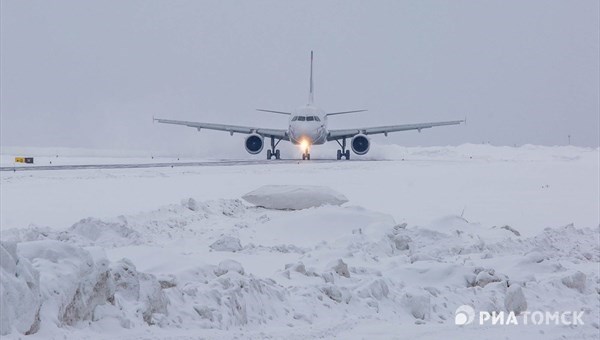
[335,138,350,160]
[302,148,311,160]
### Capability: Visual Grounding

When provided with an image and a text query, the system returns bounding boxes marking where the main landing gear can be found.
[335,138,350,160]
[267,137,282,160]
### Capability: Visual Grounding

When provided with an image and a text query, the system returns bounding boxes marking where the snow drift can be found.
[1,241,168,336]
[1,194,597,338]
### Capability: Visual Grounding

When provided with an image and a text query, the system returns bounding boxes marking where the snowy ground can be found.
[1,144,598,339]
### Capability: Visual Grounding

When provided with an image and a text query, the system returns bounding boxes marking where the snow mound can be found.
[2,194,598,338]
[210,236,243,252]
[67,218,143,247]
[2,241,170,336]
[163,265,289,329]
[504,284,527,314]
[0,242,41,336]
[561,271,587,293]
[214,259,245,276]
[107,259,168,327]
[242,185,348,210]
[16,240,114,330]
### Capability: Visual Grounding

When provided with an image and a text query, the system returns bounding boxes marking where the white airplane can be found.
[155,52,463,160]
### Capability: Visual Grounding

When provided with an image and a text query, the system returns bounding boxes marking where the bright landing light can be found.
[300,139,309,150]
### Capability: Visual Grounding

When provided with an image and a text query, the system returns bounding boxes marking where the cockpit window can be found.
[306,116,314,121]
[292,116,298,121]
[314,116,321,122]
[297,116,306,121]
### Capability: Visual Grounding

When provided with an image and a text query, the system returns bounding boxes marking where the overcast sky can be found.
[1,0,598,155]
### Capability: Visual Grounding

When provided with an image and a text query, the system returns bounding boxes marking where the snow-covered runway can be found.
[1,144,598,339]
[0,159,344,172]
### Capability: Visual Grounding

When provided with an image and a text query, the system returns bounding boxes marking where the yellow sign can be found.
[14,157,33,164]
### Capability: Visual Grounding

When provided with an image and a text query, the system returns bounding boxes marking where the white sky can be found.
[1,0,598,154]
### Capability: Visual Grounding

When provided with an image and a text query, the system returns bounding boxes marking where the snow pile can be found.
[210,236,243,252]
[1,193,598,338]
[0,240,169,336]
[103,259,169,328]
[504,284,527,314]
[242,185,348,210]
[17,241,115,330]
[1,198,251,248]
[1,220,144,248]
[0,242,40,336]
[367,143,598,162]
[67,218,144,247]
[162,261,290,329]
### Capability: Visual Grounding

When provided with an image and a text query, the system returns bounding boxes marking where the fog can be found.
[1,0,598,156]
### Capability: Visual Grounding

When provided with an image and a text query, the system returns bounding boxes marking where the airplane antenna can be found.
[309,51,314,105]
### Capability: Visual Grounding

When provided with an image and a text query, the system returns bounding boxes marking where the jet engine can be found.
[351,134,370,155]
[245,134,264,154]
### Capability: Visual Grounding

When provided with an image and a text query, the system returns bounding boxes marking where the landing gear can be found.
[267,137,282,160]
[302,148,310,160]
[335,138,350,160]
[336,149,350,160]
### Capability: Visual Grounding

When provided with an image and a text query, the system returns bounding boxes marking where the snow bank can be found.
[210,236,243,252]
[0,242,40,335]
[1,194,597,338]
[504,284,527,314]
[107,259,168,327]
[0,241,171,336]
[17,241,115,330]
[242,185,348,210]
[163,263,289,329]
[67,218,143,247]
[367,142,598,162]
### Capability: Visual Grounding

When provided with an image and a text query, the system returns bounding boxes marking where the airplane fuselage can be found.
[288,105,328,146]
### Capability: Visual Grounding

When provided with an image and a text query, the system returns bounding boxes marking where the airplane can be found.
[155,52,463,160]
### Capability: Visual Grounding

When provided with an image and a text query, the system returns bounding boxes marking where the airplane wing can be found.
[327,120,463,141]
[154,118,289,140]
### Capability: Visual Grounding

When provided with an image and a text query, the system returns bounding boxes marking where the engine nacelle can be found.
[351,134,370,155]
[244,134,264,154]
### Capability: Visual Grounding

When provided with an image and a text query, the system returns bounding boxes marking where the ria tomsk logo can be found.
[455,305,475,325]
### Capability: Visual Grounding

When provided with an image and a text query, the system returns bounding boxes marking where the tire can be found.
[337,150,342,160]
[267,150,272,159]
[345,150,350,160]
[307,153,311,160]
[275,150,280,159]
[302,154,306,160]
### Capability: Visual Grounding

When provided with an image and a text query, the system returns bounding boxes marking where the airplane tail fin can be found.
[309,51,314,105]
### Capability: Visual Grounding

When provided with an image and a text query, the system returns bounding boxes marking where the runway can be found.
[0,159,342,172]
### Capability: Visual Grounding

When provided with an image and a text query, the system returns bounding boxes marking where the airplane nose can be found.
[291,124,320,143]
